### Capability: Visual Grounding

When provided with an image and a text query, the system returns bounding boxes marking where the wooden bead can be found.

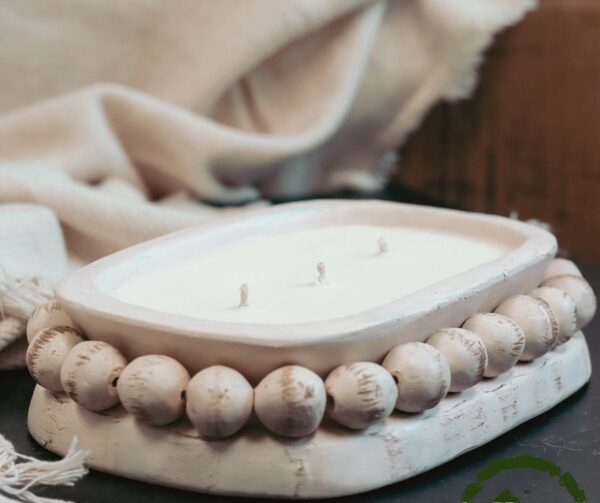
[60,341,127,411]
[528,286,578,344]
[254,365,326,438]
[26,326,84,392]
[27,300,78,343]
[186,366,253,438]
[382,342,450,413]
[495,295,558,361]
[462,313,525,377]
[543,258,582,281]
[117,355,190,426]
[543,274,596,329]
[325,362,397,430]
[427,328,488,392]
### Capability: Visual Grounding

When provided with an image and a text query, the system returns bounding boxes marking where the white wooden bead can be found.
[543,258,582,281]
[543,274,596,329]
[60,341,128,411]
[254,365,326,438]
[495,295,558,361]
[325,362,397,430]
[528,286,578,344]
[427,328,488,392]
[382,342,451,413]
[117,355,190,426]
[27,300,78,343]
[26,326,84,392]
[186,366,253,438]
[462,313,525,377]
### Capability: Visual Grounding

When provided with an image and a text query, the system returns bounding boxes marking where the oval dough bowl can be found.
[29,200,595,499]
[55,200,557,383]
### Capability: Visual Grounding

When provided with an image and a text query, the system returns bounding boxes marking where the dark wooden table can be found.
[1,257,598,503]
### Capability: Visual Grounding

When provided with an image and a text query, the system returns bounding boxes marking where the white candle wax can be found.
[113,225,510,324]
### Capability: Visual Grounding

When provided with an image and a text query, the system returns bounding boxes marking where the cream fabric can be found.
[0,0,535,367]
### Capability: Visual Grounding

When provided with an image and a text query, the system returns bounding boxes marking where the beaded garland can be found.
[25,259,596,439]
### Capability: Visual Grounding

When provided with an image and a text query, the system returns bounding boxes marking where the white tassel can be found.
[0,436,89,503]
[0,267,53,321]
[0,318,26,353]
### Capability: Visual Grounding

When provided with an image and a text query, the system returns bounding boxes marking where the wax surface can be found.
[113,226,511,324]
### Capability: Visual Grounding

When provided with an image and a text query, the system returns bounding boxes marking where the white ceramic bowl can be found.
[56,200,556,382]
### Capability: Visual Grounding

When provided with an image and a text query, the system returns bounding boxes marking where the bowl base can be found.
[28,333,591,499]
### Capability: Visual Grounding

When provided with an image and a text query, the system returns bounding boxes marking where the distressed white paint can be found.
[28,333,591,499]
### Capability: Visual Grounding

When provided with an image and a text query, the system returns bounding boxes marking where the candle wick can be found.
[239,283,249,308]
[378,237,389,255]
[316,262,327,287]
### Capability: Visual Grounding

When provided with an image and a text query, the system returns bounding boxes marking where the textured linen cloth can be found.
[0,0,536,367]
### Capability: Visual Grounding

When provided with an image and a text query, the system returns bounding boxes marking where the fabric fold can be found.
[0,0,537,368]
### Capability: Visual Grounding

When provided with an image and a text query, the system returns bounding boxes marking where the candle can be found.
[113,225,509,324]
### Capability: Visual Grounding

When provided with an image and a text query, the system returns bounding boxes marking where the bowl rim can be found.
[55,199,557,348]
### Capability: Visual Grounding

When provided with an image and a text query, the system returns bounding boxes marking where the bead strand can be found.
[24,258,596,438]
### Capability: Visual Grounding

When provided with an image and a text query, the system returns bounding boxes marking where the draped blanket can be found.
[0,0,535,363]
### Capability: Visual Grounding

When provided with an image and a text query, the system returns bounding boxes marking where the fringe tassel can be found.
[0,318,26,353]
[0,436,89,503]
[0,267,53,321]
[0,267,52,370]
